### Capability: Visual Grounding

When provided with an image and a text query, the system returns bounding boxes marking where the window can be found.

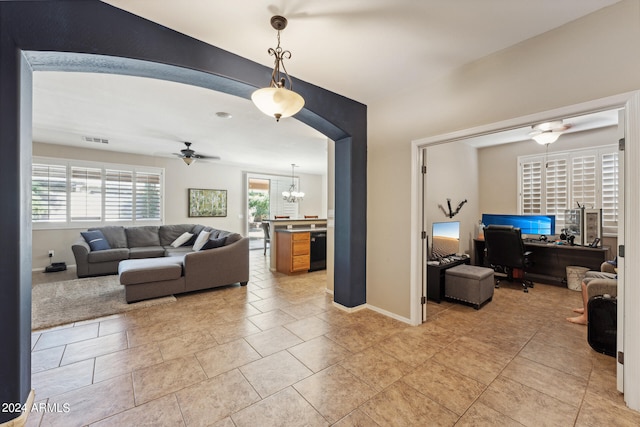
[32,157,163,228]
[518,145,619,235]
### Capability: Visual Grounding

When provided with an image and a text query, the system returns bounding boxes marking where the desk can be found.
[427,258,470,303]
[474,239,608,285]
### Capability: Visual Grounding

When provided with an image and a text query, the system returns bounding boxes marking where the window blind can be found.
[135,172,161,220]
[70,166,102,221]
[520,160,542,214]
[105,169,133,221]
[544,157,568,229]
[601,152,619,235]
[32,164,67,222]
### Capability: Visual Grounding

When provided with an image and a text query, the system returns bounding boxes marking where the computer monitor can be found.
[481,214,555,236]
[431,221,460,259]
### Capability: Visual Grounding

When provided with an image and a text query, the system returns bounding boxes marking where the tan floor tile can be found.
[432,342,507,385]
[157,330,217,361]
[240,351,312,398]
[231,387,327,427]
[249,296,291,313]
[586,362,623,403]
[294,365,376,424]
[94,343,163,383]
[519,338,593,380]
[247,309,297,331]
[175,369,260,425]
[479,376,578,427]
[288,336,351,372]
[126,320,184,348]
[208,319,262,344]
[40,374,134,427]
[501,356,587,407]
[90,394,185,426]
[280,301,326,319]
[339,347,412,391]
[132,355,206,405]
[324,323,388,353]
[401,359,486,416]
[576,390,640,427]
[332,409,381,427]
[360,381,458,427]
[32,359,94,400]
[196,338,261,378]
[34,323,99,351]
[284,316,332,341]
[244,326,303,357]
[456,401,525,426]
[60,332,128,365]
[376,332,440,367]
[32,345,64,373]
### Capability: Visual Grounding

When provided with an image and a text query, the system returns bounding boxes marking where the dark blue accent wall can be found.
[0,1,366,421]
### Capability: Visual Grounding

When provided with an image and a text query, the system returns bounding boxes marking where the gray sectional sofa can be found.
[72,224,249,302]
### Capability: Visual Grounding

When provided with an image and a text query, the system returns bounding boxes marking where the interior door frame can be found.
[410,91,640,410]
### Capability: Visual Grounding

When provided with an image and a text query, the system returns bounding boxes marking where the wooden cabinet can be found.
[276,231,310,274]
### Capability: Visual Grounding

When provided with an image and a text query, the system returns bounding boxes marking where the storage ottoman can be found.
[445,264,494,309]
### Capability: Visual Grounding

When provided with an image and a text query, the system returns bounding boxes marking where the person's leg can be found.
[567,280,589,325]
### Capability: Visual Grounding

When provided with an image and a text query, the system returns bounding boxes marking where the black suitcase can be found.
[587,295,617,357]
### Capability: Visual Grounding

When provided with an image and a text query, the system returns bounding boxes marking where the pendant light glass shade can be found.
[251,86,305,122]
[532,131,562,145]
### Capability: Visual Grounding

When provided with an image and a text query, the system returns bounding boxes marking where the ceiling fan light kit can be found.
[251,15,305,122]
[174,142,219,166]
[529,120,572,145]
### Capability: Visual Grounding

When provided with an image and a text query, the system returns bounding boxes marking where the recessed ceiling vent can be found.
[82,136,109,144]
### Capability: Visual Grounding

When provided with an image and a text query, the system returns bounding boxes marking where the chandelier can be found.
[251,15,305,122]
[282,164,304,203]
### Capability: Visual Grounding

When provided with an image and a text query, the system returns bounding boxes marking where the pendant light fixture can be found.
[282,164,305,203]
[251,15,305,122]
[529,120,572,145]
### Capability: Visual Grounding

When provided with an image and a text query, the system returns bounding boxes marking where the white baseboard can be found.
[365,303,414,325]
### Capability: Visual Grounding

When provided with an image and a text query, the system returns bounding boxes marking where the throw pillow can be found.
[80,230,111,251]
[192,230,211,251]
[170,232,194,248]
[201,236,226,250]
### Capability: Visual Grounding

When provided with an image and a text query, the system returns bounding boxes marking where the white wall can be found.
[366,0,640,319]
[32,142,327,269]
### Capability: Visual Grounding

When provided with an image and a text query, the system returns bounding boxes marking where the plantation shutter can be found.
[545,156,568,229]
[601,151,619,235]
[269,176,299,218]
[105,169,133,221]
[135,172,161,220]
[571,154,597,209]
[32,163,68,222]
[520,160,542,214]
[70,166,102,221]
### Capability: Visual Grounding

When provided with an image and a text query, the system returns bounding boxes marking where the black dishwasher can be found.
[309,231,327,271]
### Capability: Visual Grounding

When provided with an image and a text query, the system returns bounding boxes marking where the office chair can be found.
[484,225,534,292]
[261,222,271,256]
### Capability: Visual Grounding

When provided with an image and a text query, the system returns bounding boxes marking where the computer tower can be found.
[587,295,616,357]
[583,209,602,246]
[564,209,584,245]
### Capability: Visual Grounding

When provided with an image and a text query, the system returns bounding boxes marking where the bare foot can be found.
[572,308,584,314]
[566,315,587,325]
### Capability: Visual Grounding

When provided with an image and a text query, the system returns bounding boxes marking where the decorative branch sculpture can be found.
[438,198,467,218]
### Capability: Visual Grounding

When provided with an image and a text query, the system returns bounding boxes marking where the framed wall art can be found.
[188,188,227,217]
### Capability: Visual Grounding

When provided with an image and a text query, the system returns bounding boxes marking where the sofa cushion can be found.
[159,224,196,246]
[81,230,111,251]
[164,246,194,257]
[90,226,127,248]
[129,246,165,259]
[171,232,194,248]
[193,230,211,251]
[125,226,161,247]
[119,256,184,285]
[87,248,129,263]
[220,231,242,245]
[201,236,226,250]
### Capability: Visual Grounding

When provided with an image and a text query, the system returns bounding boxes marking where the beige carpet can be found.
[32,275,176,331]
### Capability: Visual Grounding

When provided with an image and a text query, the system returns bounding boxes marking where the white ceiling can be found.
[32,1,622,174]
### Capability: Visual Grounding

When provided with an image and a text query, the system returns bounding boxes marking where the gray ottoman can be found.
[445,264,494,309]
[118,256,185,303]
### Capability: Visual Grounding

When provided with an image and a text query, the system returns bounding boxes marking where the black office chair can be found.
[261,222,271,256]
[484,225,534,292]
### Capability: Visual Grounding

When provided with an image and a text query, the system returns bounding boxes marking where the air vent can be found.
[82,136,109,144]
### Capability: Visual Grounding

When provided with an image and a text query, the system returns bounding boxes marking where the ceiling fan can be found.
[173,142,220,165]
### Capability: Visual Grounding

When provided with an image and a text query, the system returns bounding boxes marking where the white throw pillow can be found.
[192,230,211,251]
[170,232,193,248]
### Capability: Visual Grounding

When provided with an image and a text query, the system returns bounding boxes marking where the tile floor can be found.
[27,251,639,426]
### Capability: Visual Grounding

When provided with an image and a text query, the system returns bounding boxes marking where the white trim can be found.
[332,301,366,313]
[410,91,640,411]
[366,303,413,325]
